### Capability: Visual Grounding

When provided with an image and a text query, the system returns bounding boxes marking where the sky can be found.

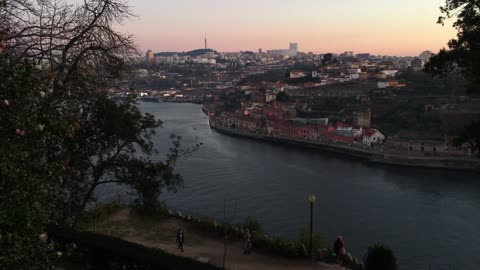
[116,0,457,56]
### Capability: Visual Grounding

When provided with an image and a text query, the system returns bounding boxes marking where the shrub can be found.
[298,225,327,252]
[80,203,123,229]
[363,244,397,270]
[243,216,262,233]
[131,203,170,219]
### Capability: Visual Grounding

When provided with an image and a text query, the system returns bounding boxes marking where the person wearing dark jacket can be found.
[333,236,345,261]
[176,229,185,253]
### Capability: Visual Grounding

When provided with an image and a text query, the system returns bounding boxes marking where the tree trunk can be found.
[71,179,99,228]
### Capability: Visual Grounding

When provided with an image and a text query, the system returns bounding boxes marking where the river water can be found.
[126,102,480,270]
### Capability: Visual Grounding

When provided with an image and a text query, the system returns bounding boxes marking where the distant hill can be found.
[154,49,216,58]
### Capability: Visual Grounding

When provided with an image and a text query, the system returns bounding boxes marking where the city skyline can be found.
[118,0,457,56]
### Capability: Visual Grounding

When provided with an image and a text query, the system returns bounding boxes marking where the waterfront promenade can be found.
[210,123,480,171]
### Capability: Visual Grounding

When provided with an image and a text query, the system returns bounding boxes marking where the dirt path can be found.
[94,208,341,270]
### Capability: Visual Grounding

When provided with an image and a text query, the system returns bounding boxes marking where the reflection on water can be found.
[119,102,480,270]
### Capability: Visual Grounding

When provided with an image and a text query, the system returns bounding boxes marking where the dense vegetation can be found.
[363,244,397,270]
[0,0,197,268]
[426,0,480,155]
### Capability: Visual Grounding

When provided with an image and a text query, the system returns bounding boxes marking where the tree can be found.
[1,0,196,268]
[276,91,289,102]
[425,0,480,93]
[425,0,480,156]
[58,95,173,227]
[363,244,397,270]
[0,53,62,269]
[117,135,201,215]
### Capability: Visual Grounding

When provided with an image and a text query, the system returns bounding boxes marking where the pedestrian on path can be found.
[176,229,185,253]
[243,236,252,255]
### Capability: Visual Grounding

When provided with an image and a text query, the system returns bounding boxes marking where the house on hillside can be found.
[362,129,385,146]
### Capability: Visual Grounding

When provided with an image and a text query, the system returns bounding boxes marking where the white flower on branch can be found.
[38,233,48,243]
[15,129,26,136]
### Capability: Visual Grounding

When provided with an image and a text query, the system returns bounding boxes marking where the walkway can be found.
[94,209,342,270]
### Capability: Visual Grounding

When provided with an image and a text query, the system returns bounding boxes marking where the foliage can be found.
[0,53,66,269]
[453,120,480,157]
[1,0,196,268]
[276,91,289,102]
[243,216,262,233]
[238,70,286,85]
[363,244,397,270]
[219,89,245,110]
[425,0,480,154]
[298,225,327,254]
[79,203,124,229]
[118,135,201,215]
[425,0,480,93]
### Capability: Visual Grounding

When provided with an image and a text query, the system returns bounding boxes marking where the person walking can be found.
[243,236,252,255]
[176,229,185,253]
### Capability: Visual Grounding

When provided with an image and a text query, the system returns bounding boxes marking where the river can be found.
[117,102,480,270]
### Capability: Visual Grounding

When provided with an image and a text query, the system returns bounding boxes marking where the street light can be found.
[308,195,316,261]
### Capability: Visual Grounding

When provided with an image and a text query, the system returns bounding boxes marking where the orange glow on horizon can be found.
[119,0,457,57]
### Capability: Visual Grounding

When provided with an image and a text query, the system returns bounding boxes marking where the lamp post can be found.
[308,195,316,261]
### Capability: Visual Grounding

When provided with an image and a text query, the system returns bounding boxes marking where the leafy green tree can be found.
[0,53,63,269]
[426,0,480,156]
[59,95,172,227]
[363,244,397,270]
[117,135,201,215]
[425,0,480,93]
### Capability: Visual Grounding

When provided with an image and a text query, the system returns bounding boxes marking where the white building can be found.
[363,129,386,146]
[377,82,389,89]
[381,70,398,77]
[267,42,299,57]
[290,70,308,79]
[265,92,276,103]
[419,50,434,62]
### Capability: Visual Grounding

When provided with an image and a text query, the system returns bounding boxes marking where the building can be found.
[357,53,370,61]
[267,42,299,57]
[362,129,385,146]
[267,49,290,57]
[419,50,434,62]
[354,110,371,128]
[265,92,276,103]
[377,82,389,89]
[289,70,308,79]
[411,58,424,71]
[289,43,298,57]
[146,50,154,63]
[323,53,334,65]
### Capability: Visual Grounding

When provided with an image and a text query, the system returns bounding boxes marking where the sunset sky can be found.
[118,0,457,56]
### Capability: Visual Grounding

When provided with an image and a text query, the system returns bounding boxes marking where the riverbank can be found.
[210,125,480,171]
[93,208,343,270]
